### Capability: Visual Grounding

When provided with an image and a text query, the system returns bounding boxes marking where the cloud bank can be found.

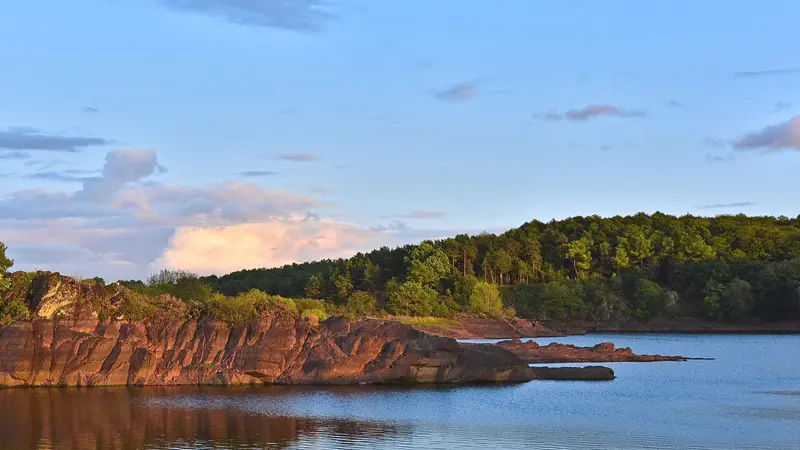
[733,116,800,152]
[0,127,111,152]
[535,104,646,122]
[1,148,452,281]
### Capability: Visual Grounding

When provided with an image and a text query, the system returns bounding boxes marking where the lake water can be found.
[0,334,797,449]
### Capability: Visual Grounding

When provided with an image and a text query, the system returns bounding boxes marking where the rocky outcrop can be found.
[0,316,538,387]
[0,271,119,321]
[530,365,615,381]
[496,339,710,364]
[409,317,564,340]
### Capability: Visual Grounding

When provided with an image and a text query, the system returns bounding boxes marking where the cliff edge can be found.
[0,315,539,387]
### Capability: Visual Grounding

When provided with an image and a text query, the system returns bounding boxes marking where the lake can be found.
[0,334,797,449]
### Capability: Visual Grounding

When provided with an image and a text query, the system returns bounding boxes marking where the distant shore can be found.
[406,317,800,340]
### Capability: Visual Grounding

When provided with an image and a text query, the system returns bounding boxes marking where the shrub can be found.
[346,290,377,316]
[301,308,328,326]
[296,298,326,312]
[199,289,299,324]
[501,306,517,319]
[116,291,157,322]
[151,294,189,323]
[0,299,29,324]
[468,282,503,315]
[0,242,13,292]
[387,281,438,316]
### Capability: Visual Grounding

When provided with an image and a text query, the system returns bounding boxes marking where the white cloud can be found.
[1,149,429,280]
[733,116,800,151]
[154,218,387,275]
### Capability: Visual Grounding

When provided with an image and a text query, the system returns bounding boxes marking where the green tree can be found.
[405,241,449,287]
[304,273,325,299]
[520,229,543,281]
[330,269,353,301]
[539,281,586,321]
[629,278,665,320]
[387,280,437,316]
[614,246,630,272]
[719,278,754,321]
[516,260,533,284]
[147,269,197,286]
[564,236,593,278]
[0,242,12,292]
[702,279,724,320]
[598,241,613,275]
[455,234,477,276]
[623,226,653,269]
[494,250,514,284]
[346,290,377,316]
[469,281,503,315]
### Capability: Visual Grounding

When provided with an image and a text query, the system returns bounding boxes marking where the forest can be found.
[2,213,800,324]
[199,212,800,323]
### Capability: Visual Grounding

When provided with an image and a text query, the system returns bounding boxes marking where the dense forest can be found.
[2,213,800,325]
[199,213,800,322]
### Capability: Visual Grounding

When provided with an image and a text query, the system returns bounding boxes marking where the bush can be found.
[0,242,13,292]
[468,282,502,315]
[198,289,299,324]
[0,299,29,324]
[296,298,326,312]
[151,294,189,323]
[387,281,438,316]
[116,291,158,322]
[301,308,328,326]
[346,291,377,316]
[501,306,517,319]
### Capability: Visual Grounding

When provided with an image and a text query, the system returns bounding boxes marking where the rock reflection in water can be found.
[0,386,407,450]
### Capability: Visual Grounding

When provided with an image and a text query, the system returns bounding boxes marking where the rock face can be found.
[496,339,705,364]
[0,316,536,387]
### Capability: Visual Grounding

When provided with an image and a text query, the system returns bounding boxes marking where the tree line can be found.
[3,213,800,324]
[201,213,800,322]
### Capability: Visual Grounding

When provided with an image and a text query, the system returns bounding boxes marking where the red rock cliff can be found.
[0,316,535,387]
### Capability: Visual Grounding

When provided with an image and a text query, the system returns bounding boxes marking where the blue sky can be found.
[1,0,799,280]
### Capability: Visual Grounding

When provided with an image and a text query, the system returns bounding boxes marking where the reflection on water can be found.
[0,334,798,449]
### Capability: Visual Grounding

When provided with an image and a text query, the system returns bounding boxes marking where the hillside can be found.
[199,212,800,323]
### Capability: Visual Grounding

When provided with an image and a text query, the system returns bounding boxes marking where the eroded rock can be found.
[0,316,536,387]
[496,339,705,364]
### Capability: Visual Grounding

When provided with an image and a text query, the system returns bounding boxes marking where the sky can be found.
[1,0,799,281]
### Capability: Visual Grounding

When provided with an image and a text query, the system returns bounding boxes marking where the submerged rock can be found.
[531,366,615,381]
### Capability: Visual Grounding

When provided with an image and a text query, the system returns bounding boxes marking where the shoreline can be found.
[408,317,800,340]
[540,318,800,336]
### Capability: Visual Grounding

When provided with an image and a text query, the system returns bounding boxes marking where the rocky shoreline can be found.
[0,271,721,386]
[410,317,800,340]
[0,316,542,387]
[494,339,712,364]
[540,318,800,335]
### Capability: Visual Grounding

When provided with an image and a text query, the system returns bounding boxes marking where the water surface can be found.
[0,334,797,449]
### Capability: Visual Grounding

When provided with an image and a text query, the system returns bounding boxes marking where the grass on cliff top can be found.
[391,316,460,329]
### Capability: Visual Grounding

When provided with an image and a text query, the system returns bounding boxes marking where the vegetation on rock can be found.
[0,245,30,323]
